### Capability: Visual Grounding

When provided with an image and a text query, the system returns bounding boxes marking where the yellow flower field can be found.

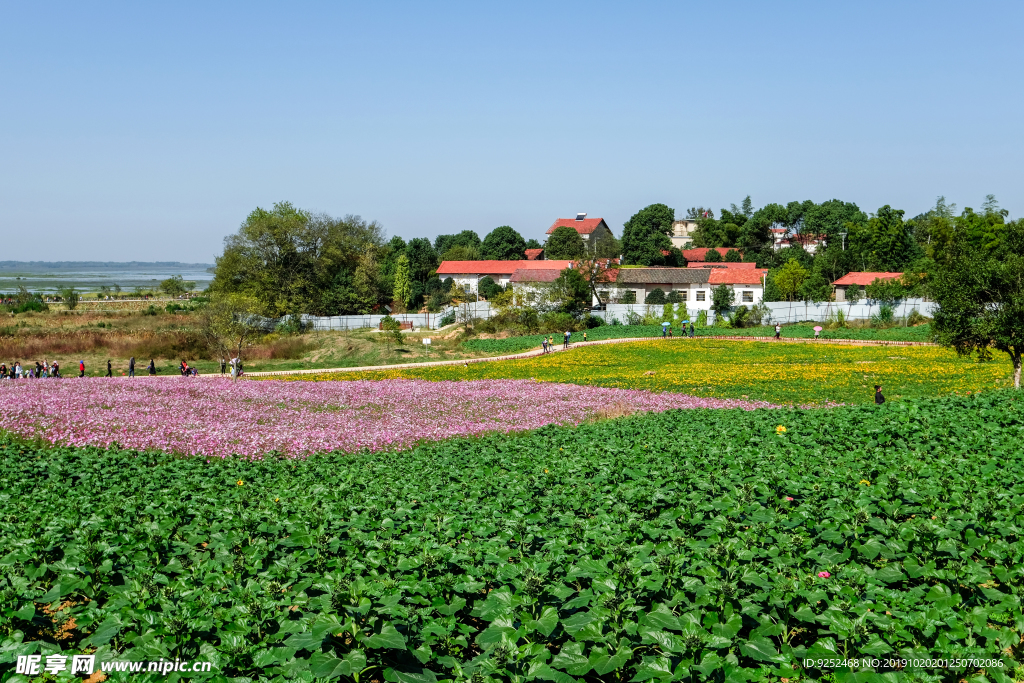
[279,340,1013,405]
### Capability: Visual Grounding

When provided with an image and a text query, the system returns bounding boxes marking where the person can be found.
[564,330,570,349]
[106,360,112,377]
[814,329,820,340]
[0,363,6,379]
[52,361,60,378]
[15,362,22,379]
[147,359,156,375]
[230,356,239,378]
[875,384,885,405]
[541,338,547,354]
[129,356,136,378]
[667,327,673,338]
[220,357,226,374]
[689,322,695,338]
[180,360,189,376]
[583,332,588,342]
[78,360,85,378]
[774,324,781,340]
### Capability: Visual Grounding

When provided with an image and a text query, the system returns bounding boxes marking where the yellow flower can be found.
[776,425,787,433]
[544,469,549,473]
[275,497,280,502]
[237,480,244,486]
[859,479,871,485]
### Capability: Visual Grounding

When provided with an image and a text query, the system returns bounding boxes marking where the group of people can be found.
[1,360,62,379]
[661,323,697,338]
[541,330,596,353]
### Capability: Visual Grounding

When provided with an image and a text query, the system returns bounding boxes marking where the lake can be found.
[0,261,215,294]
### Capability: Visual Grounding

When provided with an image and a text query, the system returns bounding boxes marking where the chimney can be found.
[575,212,587,221]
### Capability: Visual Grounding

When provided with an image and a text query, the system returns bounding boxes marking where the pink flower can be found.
[818,571,831,578]
[785,496,794,501]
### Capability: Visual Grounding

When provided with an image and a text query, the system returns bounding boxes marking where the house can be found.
[609,266,767,308]
[546,213,615,253]
[686,262,759,270]
[832,272,903,302]
[524,248,544,260]
[670,219,699,249]
[508,268,563,299]
[682,247,735,262]
[436,260,573,293]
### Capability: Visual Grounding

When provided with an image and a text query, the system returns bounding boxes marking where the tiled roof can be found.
[510,268,563,283]
[708,269,768,285]
[686,262,758,269]
[546,218,608,235]
[436,260,572,275]
[524,249,544,260]
[615,268,710,285]
[832,272,903,286]
[682,247,735,261]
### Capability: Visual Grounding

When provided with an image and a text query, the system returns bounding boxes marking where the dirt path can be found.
[241,335,937,378]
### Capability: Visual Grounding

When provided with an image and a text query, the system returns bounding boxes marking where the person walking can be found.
[689,322,695,338]
[774,323,781,340]
[542,338,547,354]
[220,357,226,374]
[563,330,570,349]
[78,360,85,378]
[874,384,885,405]
[129,356,136,378]
[148,359,156,376]
[106,360,112,377]
[583,331,588,342]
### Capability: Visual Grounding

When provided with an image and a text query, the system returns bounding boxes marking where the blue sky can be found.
[2,1,1021,261]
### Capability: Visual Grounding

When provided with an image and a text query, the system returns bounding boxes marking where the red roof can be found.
[509,268,562,283]
[832,272,903,286]
[546,218,608,235]
[682,247,735,261]
[709,269,768,285]
[524,248,544,260]
[436,260,572,275]
[686,262,758,269]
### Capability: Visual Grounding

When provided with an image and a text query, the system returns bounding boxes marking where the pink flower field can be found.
[0,378,774,457]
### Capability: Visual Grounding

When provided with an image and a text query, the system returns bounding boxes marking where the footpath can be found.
[242,334,936,378]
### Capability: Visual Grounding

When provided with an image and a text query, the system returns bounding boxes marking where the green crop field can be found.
[2,391,1023,682]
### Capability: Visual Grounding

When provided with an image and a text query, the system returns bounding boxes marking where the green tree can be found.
[799,270,832,303]
[545,226,586,260]
[867,205,917,271]
[478,276,503,299]
[353,251,387,313]
[865,277,905,306]
[621,204,674,265]
[711,284,735,317]
[57,286,80,310]
[724,249,742,262]
[932,220,1024,388]
[645,288,666,304]
[196,293,266,370]
[405,238,438,283]
[392,254,413,309]
[525,238,543,250]
[160,274,195,297]
[774,259,809,301]
[704,248,723,262]
[440,244,481,261]
[550,268,590,315]
[594,234,622,259]
[480,226,527,260]
[434,230,481,255]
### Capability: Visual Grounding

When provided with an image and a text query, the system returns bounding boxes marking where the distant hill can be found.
[0,261,214,271]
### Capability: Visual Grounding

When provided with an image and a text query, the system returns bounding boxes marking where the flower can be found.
[776,425,787,433]
[818,571,830,578]
[237,480,244,486]
[785,496,794,501]
[859,479,871,485]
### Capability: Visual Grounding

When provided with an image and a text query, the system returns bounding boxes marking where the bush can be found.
[584,314,604,328]
[872,304,896,327]
[478,276,503,299]
[540,311,578,333]
[729,305,751,328]
[609,317,622,325]
[143,305,160,316]
[907,308,929,326]
[645,288,666,304]
[276,314,307,335]
[665,290,683,304]
[724,249,742,262]
[704,248,723,262]
[12,300,46,314]
[619,290,637,304]
[438,311,456,327]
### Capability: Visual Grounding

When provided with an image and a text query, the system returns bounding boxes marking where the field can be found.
[288,339,1011,406]
[2,391,1023,682]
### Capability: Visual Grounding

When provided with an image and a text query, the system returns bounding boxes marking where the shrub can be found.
[704,248,723,262]
[478,276,503,299]
[724,248,742,262]
[872,304,896,327]
[729,305,751,328]
[540,311,578,333]
[143,305,159,316]
[619,290,637,304]
[584,314,604,329]
[645,288,666,304]
[609,317,622,325]
[696,310,708,327]
[438,311,456,327]
[12,300,46,314]
[665,290,683,304]
[907,308,929,326]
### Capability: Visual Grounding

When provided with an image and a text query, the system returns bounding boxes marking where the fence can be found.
[254,301,496,332]
[592,299,935,326]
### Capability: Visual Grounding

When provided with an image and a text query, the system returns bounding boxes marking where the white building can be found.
[669,219,699,249]
[435,260,573,294]
[607,267,767,308]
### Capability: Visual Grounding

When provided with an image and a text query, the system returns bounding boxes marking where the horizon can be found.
[3,1,1022,261]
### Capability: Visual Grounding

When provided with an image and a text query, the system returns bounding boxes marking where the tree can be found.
[392,255,413,309]
[550,268,591,315]
[434,230,481,256]
[160,274,195,297]
[711,284,735,317]
[594,234,622,259]
[932,220,1024,388]
[867,205,917,272]
[353,251,387,313]
[405,238,439,283]
[379,315,404,354]
[57,286,80,310]
[545,226,586,260]
[704,248,723,262]
[441,245,481,261]
[774,259,809,301]
[210,202,384,316]
[196,293,266,370]
[799,271,832,303]
[645,288,666,304]
[525,238,543,250]
[478,276,503,299]
[621,204,674,266]
[573,258,618,306]
[666,291,683,304]
[480,226,527,260]
[724,249,742,262]
[865,277,905,306]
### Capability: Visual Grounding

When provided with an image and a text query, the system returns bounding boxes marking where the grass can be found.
[286,338,1013,405]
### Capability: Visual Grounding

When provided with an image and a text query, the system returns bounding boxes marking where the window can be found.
[463,283,472,293]
[742,290,753,303]
[696,291,705,301]
[677,290,688,301]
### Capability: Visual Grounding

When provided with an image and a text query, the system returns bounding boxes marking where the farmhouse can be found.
[609,266,767,308]
[832,272,903,302]
[436,259,573,293]
[546,213,614,254]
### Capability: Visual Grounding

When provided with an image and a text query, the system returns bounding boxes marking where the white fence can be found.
[278,302,495,332]
[591,299,935,326]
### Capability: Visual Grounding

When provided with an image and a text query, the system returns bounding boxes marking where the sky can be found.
[2,1,1022,262]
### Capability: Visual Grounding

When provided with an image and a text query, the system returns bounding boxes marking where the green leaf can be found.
[363,623,408,649]
[383,668,438,683]
[739,635,788,664]
[527,606,559,637]
[629,655,674,682]
[550,642,591,676]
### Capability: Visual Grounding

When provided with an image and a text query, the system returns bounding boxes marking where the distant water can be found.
[0,262,215,294]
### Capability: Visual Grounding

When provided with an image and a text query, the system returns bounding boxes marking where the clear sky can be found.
[2,1,1021,261]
